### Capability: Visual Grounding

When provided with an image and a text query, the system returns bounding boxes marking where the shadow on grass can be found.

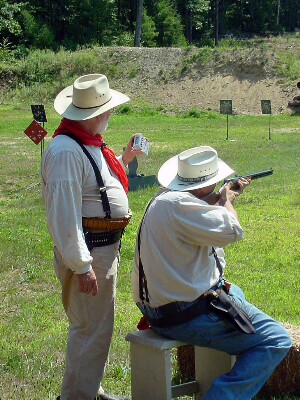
[128,175,158,191]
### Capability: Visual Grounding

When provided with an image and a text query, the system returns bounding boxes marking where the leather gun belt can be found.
[82,214,132,231]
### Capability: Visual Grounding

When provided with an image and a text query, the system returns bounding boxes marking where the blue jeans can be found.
[138,284,292,400]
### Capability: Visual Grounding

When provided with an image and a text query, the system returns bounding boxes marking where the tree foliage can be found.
[141,9,158,47]
[0,0,24,38]
[0,0,299,50]
[155,0,187,46]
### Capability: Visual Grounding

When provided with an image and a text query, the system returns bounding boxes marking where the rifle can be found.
[219,169,273,192]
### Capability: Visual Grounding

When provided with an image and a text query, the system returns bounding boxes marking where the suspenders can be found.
[137,199,154,303]
[63,133,111,219]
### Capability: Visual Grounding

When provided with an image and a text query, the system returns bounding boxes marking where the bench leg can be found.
[195,347,236,399]
[129,342,172,400]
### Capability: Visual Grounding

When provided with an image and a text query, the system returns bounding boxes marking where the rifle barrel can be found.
[244,169,273,180]
[224,169,273,184]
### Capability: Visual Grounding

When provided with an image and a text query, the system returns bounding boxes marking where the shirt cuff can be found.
[73,263,92,274]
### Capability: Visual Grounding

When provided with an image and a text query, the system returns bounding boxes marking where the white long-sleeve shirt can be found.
[132,190,244,307]
[41,135,128,274]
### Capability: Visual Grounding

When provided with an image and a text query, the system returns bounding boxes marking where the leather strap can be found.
[212,247,223,277]
[84,229,123,250]
[144,297,210,328]
[62,133,111,219]
[138,198,155,303]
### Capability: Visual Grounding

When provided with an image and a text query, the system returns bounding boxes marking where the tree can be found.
[1,0,299,50]
[134,0,143,46]
[117,0,136,31]
[177,0,210,44]
[155,0,187,46]
[279,0,300,32]
[0,0,24,45]
[21,9,55,49]
[214,0,219,46]
[141,9,158,46]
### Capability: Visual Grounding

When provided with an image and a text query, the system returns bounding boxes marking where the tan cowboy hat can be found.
[54,74,130,121]
[158,146,234,191]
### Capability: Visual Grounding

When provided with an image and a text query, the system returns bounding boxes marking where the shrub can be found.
[141,10,158,47]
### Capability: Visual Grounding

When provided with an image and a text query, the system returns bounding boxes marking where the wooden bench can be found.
[126,329,236,400]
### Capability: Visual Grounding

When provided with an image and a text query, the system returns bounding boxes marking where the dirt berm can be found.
[104,41,299,115]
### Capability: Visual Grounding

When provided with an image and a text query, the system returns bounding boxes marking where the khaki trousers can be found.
[54,243,120,400]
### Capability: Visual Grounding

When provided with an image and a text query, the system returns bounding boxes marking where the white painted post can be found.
[195,347,236,399]
[129,341,172,400]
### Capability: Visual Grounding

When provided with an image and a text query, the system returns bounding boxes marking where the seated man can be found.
[131,146,292,400]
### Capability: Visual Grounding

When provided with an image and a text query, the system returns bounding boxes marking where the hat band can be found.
[177,169,218,183]
[72,95,112,110]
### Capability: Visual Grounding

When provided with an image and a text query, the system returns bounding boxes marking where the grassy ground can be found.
[0,105,299,399]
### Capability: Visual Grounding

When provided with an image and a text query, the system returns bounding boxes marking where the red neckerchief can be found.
[53,118,129,194]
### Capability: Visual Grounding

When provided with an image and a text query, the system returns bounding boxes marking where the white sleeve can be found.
[173,199,244,248]
[117,155,127,170]
[42,150,93,274]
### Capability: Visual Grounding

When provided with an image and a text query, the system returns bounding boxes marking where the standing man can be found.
[132,146,292,400]
[42,74,143,400]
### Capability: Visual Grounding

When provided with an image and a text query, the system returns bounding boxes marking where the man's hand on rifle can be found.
[222,177,251,202]
[215,178,251,220]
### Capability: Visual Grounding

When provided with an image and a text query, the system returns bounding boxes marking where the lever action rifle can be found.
[219,169,273,192]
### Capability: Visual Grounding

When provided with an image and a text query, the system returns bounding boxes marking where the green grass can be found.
[0,106,299,399]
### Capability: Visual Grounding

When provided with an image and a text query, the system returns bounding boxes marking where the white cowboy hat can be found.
[158,146,234,191]
[54,74,130,121]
